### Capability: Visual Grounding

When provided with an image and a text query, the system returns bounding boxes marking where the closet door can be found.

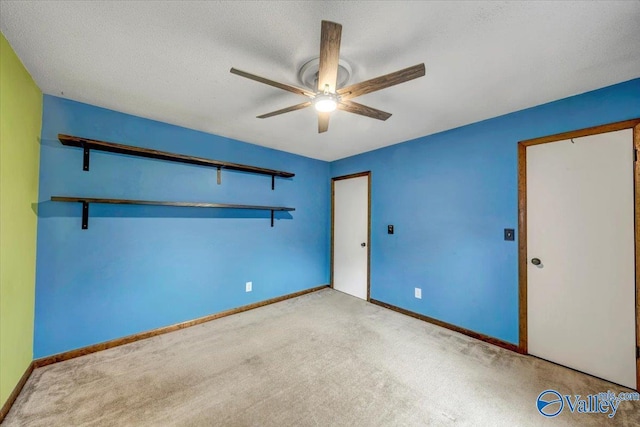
[527,129,636,388]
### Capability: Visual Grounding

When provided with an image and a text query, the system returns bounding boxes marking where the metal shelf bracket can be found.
[82,145,90,171]
[81,201,89,229]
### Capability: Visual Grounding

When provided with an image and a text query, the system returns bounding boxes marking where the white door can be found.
[333,174,369,300]
[527,129,636,388]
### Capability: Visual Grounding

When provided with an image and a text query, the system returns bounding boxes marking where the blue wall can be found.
[35,79,640,357]
[331,78,640,344]
[34,96,330,358]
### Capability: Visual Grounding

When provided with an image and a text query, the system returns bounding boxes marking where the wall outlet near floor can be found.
[245,281,252,292]
[414,287,422,299]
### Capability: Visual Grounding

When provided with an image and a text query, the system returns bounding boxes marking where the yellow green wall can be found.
[0,32,42,407]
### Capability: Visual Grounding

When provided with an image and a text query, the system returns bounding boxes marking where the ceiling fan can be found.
[230,20,425,133]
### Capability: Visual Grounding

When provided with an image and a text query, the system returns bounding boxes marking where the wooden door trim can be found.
[331,171,372,301]
[518,118,640,391]
[635,123,640,392]
[519,119,640,147]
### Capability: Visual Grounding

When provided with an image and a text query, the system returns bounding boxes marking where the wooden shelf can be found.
[51,196,295,229]
[58,134,295,189]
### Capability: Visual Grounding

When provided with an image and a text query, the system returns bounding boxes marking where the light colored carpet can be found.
[3,288,638,426]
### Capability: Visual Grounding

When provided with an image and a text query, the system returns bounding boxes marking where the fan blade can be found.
[338,101,392,121]
[230,68,315,98]
[257,101,312,119]
[318,21,342,93]
[338,63,425,101]
[318,112,330,133]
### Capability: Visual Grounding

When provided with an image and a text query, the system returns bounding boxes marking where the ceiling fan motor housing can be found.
[298,58,352,92]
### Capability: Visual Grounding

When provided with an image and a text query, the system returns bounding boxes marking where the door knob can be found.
[361,242,366,247]
[531,258,541,266]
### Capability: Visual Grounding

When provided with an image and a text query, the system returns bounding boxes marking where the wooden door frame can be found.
[518,118,640,391]
[331,171,372,301]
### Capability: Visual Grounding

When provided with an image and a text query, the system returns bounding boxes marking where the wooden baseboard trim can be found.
[369,299,520,353]
[34,284,329,368]
[0,361,34,423]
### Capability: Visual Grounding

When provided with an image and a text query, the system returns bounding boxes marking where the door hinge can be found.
[635,149,638,162]
[637,346,640,359]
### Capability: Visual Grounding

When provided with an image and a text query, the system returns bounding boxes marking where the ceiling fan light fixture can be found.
[314,94,338,112]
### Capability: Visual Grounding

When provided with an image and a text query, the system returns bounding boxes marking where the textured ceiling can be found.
[1,1,639,161]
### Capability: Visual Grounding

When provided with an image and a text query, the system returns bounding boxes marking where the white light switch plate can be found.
[415,288,422,299]
[246,282,252,292]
